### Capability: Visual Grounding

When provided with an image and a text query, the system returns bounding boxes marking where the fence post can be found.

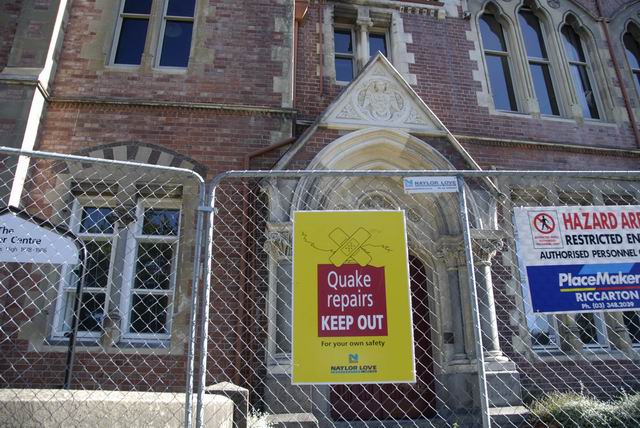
[196,185,218,428]
[184,183,208,428]
[457,176,491,428]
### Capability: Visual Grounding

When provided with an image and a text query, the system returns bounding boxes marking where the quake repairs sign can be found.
[292,210,415,384]
[514,206,640,314]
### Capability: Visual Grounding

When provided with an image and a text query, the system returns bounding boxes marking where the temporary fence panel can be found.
[198,170,640,428]
[0,148,205,427]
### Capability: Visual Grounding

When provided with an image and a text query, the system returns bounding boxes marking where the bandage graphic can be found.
[328,227,371,266]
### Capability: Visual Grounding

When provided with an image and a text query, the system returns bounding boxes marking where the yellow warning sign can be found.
[292,210,414,384]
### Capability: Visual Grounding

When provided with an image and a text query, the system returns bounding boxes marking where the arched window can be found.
[561,25,600,119]
[623,30,640,96]
[518,7,560,115]
[479,10,517,111]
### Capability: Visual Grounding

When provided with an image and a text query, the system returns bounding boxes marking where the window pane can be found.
[528,314,555,347]
[562,25,586,63]
[123,0,152,14]
[167,0,195,17]
[576,313,599,345]
[80,207,115,234]
[519,10,548,59]
[129,294,169,334]
[335,58,354,82]
[530,63,559,115]
[80,240,112,289]
[570,64,599,119]
[134,243,174,290]
[369,34,387,57]
[480,14,507,52]
[624,33,640,70]
[486,54,517,111]
[624,311,640,344]
[64,292,106,333]
[159,21,193,67]
[142,209,180,236]
[114,18,149,65]
[334,30,353,54]
[635,71,640,96]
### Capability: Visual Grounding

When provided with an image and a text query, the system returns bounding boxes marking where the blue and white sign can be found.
[403,176,458,194]
[514,206,640,314]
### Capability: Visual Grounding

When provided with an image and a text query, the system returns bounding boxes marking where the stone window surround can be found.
[323,3,417,86]
[469,0,616,124]
[107,0,199,72]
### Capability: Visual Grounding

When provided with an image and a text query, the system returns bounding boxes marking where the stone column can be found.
[356,8,372,69]
[472,237,507,362]
[436,236,468,361]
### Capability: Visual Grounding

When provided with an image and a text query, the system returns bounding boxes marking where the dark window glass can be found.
[479,14,507,52]
[114,18,149,65]
[624,33,640,69]
[335,57,354,82]
[142,209,180,236]
[624,312,640,343]
[134,243,174,290]
[82,241,112,289]
[167,0,195,17]
[369,34,387,57]
[519,10,548,59]
[569,64,599,119]
[530,63,559,115]
[129,294,169,334]
[80,207,115,234]
[624,33,640,95]
[334,30,353,54]
[159,21,193,67]
[123,0,152,14]
[562,26,599,119]
[561,26,585,63]
[576,313,599,345]
[486,55,517,111]
[66,292,106,332]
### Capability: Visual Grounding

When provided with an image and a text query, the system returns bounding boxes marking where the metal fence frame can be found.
[3,147,640,427]
[0,147,206,428]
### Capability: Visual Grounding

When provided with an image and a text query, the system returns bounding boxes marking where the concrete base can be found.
[0,389,233,428]
[205,382,249,428]
[265,413,319,427]
[264,372,313,414]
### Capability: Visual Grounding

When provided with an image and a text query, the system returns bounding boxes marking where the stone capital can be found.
[471,237,503,266]
[265,222,292,259]
[435,235,466,269]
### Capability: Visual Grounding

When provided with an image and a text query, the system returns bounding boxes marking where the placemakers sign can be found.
[514,206,640,314]
[0,208,80,265]
[292,210,415,385]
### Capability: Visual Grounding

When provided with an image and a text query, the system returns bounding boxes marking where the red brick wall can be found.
[53,0,290,107]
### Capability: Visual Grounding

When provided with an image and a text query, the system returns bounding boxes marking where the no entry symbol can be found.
[533,213,555,234]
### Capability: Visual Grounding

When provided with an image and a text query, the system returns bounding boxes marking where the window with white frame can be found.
[333,27,389,83]
[52,196,181,343]
[123,201,180,338]
[54,201,118,338]
[110,0,196,68]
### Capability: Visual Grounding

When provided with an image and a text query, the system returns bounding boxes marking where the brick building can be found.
[2,0,640,426]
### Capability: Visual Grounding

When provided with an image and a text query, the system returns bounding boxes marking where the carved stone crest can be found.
[356,79,407,122]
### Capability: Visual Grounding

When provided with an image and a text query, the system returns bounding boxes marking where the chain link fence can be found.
[2,148,640,428]
[198,170,640,428]
[0,148,205,427]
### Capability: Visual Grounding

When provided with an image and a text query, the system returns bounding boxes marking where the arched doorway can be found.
[330,254,436,421]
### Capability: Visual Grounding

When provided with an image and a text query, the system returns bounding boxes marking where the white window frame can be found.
[109,0,152,67]
[155,0,196,69]
[121,198,181,342]
[52,198,119,340]
[367,30,389,59]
